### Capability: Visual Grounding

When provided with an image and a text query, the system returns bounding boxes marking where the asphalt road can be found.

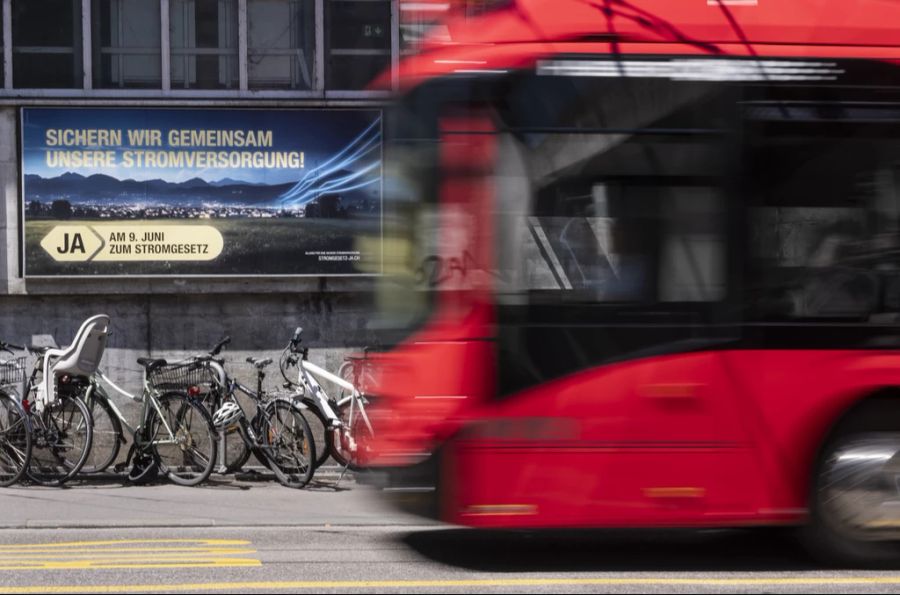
[1,474,899,593]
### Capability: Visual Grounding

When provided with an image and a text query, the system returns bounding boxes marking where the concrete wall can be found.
[0,108,21,294]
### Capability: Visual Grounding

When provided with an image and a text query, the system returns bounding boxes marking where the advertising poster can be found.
[21,107,382,276]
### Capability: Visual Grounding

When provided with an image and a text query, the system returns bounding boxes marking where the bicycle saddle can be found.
[28,345,51,355]
[136,357,168,372]
[246,357,273,370]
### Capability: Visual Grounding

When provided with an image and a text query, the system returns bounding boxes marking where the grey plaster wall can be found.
[0,292,375,412]
[0,108,21,294]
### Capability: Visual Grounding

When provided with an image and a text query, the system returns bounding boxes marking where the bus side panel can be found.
[374,330,494,465]
[448,361,637,526]
[444,351,769,528]
[721,350,900,515]
[441,349,900,529]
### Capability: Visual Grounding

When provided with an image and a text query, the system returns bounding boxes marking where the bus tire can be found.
[805,429,900,567]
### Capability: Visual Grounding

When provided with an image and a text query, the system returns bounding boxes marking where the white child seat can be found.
[37,314,110,408]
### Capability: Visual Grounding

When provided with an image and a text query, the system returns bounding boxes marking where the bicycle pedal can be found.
[112,462,129,473]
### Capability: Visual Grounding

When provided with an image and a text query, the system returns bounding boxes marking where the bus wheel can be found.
[806,433,900,567]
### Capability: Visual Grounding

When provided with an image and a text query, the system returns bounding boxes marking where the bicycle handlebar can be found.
[290,327,303,351]
[209,336,231,356]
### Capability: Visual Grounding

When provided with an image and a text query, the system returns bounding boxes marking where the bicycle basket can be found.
[147,361,219,392]
[0,356,26,386]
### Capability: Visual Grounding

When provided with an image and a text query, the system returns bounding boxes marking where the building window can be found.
[326,0,390,90]
[247,0,314,90]
[171,0,239,89]
[13,0,83,88]
[92,0,162,88]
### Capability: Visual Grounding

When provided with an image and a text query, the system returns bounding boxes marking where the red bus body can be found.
[367,0,900,538]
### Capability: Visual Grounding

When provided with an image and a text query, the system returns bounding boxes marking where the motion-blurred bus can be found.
[364,0,900,565]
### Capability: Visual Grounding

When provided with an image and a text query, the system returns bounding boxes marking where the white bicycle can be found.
[279,327,376,473]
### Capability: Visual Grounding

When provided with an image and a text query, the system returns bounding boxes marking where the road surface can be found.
[0,474,897,593]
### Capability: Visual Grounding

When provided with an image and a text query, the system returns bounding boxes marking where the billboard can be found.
[21,107,382,277]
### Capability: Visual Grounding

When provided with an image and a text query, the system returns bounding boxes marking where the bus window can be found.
[493,74,732,395]
[745,102,900,322]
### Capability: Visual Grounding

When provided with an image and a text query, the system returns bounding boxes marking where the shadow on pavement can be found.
[401,527,824,572]
[48,466,356,490]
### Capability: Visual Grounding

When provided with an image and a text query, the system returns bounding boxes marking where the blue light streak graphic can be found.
[278,117,381,208]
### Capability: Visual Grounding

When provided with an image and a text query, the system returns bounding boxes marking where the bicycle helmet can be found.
[212,400,243,429]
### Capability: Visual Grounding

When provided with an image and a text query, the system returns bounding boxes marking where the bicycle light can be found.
[188,385,201,397]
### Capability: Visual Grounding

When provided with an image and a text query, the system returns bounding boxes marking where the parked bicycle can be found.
[160,337,316,488]
[0,341,32,487]
[280,327,376,473]
[10,314,109,487]
[177,337,253,475]
[80,359,219,486]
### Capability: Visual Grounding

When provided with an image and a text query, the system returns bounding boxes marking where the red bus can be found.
[364,0,900,565]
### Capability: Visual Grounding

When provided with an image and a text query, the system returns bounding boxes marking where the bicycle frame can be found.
[222,366,310,466]
[89,369,180,447]
[296,358,375,438]
[227,378,268,417]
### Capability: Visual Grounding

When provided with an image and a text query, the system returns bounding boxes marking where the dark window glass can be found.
[248,0,315,90]
[327,54,390,90]
[745,102,900,322]
[487,74,733,394]
[494,75,729,305]
[326,0,391,90]
[171,0,239,89]
[329,0,389,50]
[13,0,82,88]
[92,0,162,88]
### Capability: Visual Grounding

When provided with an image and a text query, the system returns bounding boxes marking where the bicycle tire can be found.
[147,393,217,487]
[0,391,32,487]
[124,440,160,485]
[80,388,123,474]
[220,424,252,474]
[260,399,316,488]
[201,389,251,474]
[299,397,333,469]
[27,394,93,487]
[330,395,377,472]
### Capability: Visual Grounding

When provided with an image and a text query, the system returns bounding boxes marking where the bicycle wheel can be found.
[203,390,251,474]
[147,393,217,486]
[124,440,160,485]
[330,394,377,472]
[0,392,32,487]
[80,389,123,474]
[219,424,251,474]
[28,395,93,486]
[261,399,315,488]
[300,398,332,469]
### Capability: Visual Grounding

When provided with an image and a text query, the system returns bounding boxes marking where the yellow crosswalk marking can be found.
[0,539,248,549]
[0,538,259,571]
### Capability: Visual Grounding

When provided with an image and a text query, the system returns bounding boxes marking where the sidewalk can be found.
[0,471,434,529]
